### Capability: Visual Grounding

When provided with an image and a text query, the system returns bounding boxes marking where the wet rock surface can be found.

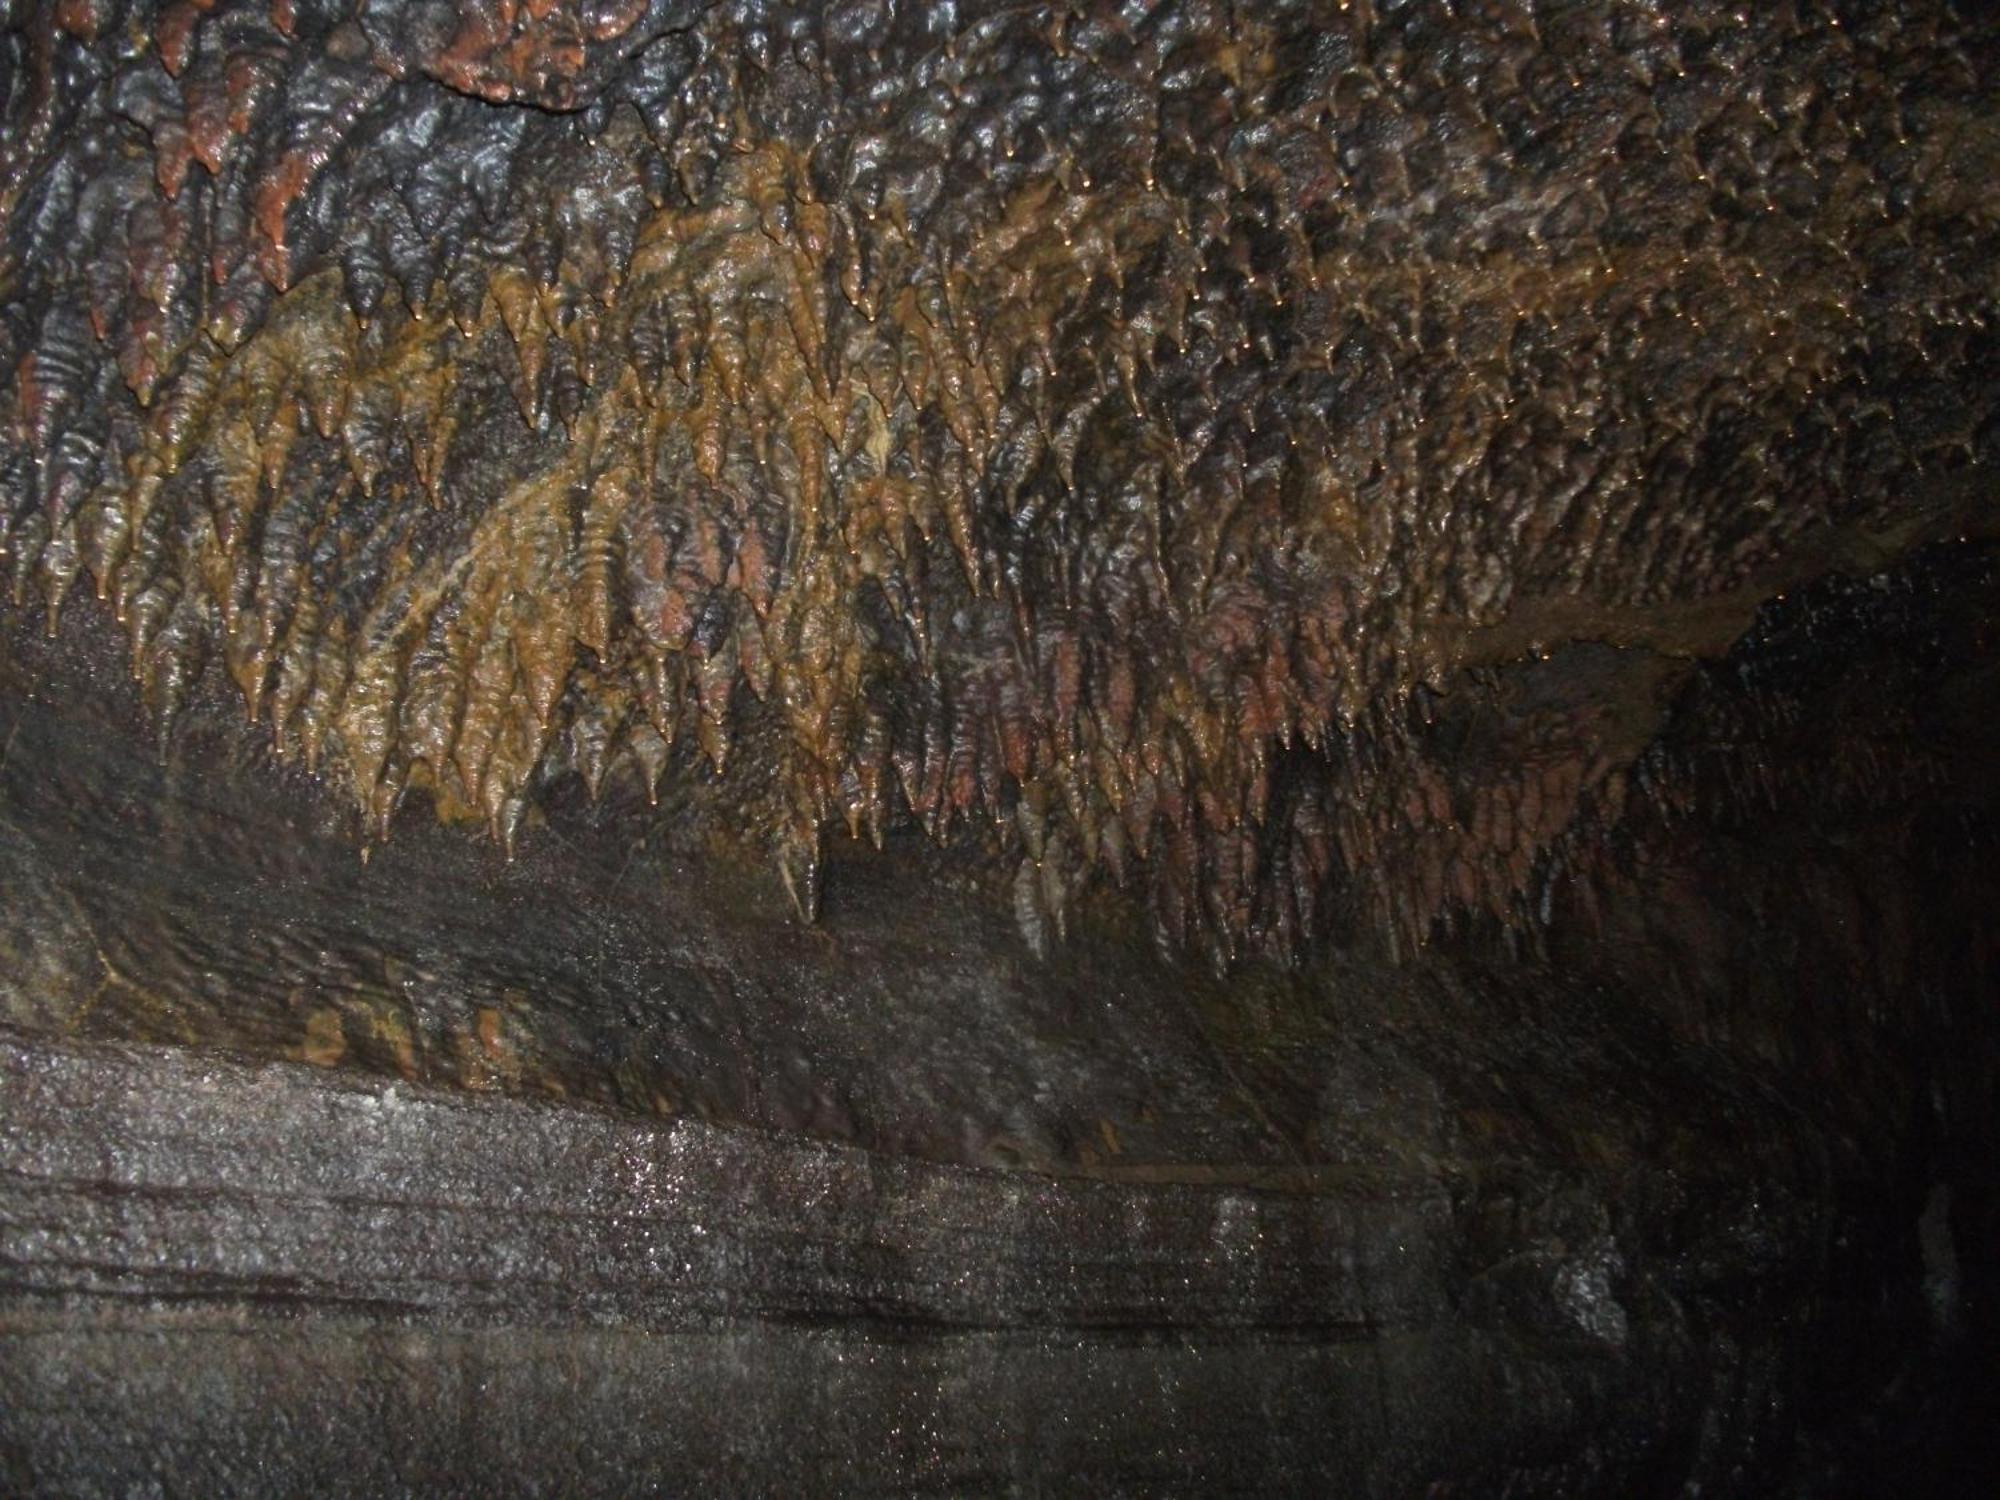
[2,540,1997,1493]
[1,0,1996,1492]
[0,1028,1835,1495]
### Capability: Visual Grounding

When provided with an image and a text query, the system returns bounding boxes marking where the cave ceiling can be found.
[1,0,1994,967]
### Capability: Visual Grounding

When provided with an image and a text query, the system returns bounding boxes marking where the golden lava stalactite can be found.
[2,0,1995,964]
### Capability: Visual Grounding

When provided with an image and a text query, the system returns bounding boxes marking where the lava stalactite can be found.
[2,0,1994,963]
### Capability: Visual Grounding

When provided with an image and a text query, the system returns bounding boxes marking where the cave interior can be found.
[0,0,1996,1493]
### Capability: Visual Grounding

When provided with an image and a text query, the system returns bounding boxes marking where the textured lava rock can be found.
[0,1027,1848,1495]
[2,537,1995,1494]
[4,8,1999,1492]
[4,0,1994,963]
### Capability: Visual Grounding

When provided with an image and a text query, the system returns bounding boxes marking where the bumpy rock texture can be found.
[4,0,1994,962]
[0,545,1994,1492]
[1,1,1996,1494]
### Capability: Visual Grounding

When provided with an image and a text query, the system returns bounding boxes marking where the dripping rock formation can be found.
[0,0,1995,1493]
